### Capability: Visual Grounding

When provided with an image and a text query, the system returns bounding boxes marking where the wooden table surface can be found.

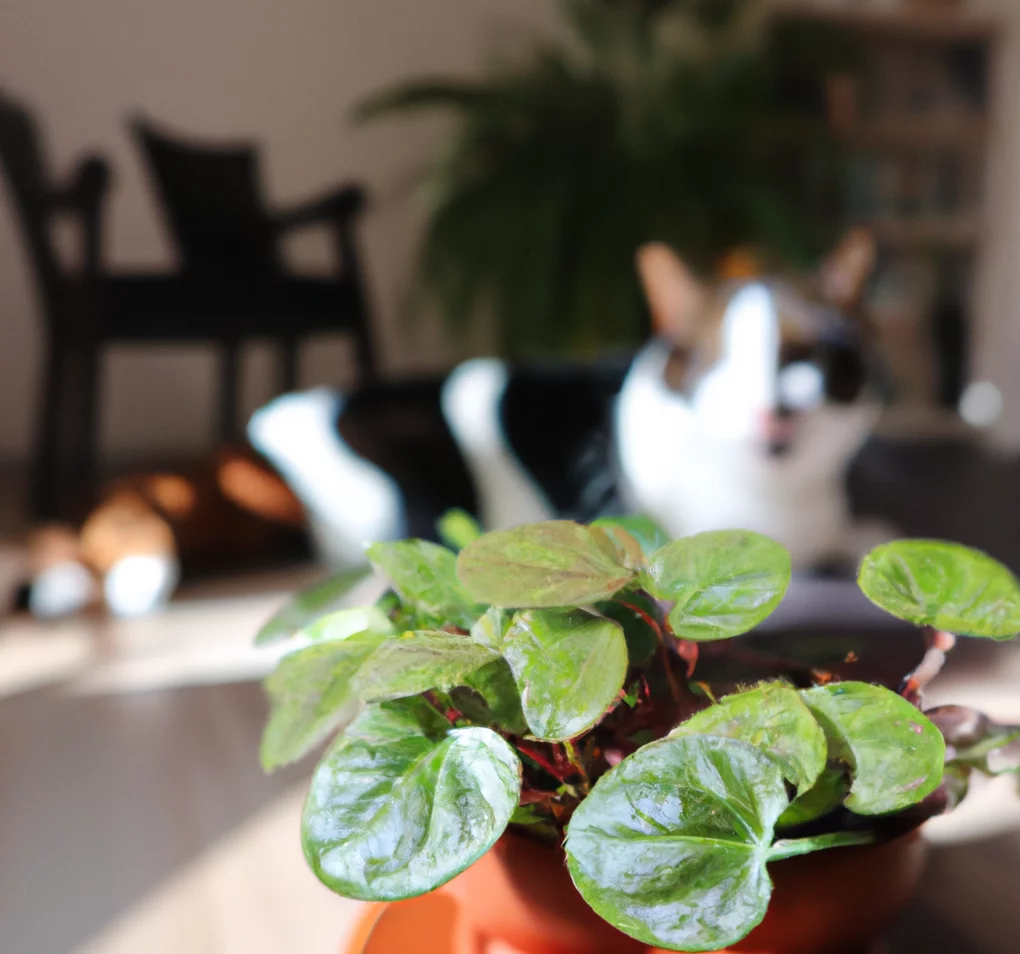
[1,550,1020,953]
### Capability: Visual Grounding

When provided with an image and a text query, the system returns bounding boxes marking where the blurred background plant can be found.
[358,0,857,356]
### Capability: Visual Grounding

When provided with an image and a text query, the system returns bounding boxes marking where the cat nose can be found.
[759,408,795,455]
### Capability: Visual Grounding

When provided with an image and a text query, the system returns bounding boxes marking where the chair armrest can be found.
[272,183,366,232]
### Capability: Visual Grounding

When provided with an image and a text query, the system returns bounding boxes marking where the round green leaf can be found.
[566,735,787,952]
[776,767,848,829]
[592,515,670,558]
[256,567,372,645]
[858,540,1020,640]
[450,658,529,735]
[260,632,388,771]
[303,606,396,642]
[670,683,826,795]
[352,631,500,702]
[801,682,945,815]
[456,521,636,608]
[303,702,521,901]
[367,539,483,628]
[469,607,509,650]
[643,531,791,642]
[503,609,628,741]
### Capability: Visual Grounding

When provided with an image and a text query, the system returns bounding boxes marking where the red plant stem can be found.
[617,599,664,640]
[617,597,685,704]
[422,691,462,724]
[659,639,684,704]
[618,596,699,703]
[902,629,957,702]
[675,640,699,677]
[516,742,572,783]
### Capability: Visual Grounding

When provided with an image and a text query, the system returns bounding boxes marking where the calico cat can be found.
[249,231,886,571]
[618,231,889,568]
[247,362,626,566]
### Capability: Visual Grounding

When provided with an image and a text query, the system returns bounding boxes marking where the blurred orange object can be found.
[345,832,924,954]
[717,247,763,281]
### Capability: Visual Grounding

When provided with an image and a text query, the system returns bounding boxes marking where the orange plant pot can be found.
[353,830,925,954]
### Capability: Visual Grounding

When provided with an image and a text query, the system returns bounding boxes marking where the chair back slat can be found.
[132,118,281,278]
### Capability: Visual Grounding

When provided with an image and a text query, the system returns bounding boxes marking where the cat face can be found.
[636,233,877,458]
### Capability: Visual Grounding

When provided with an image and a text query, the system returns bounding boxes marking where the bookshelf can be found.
[773,1,1001,417]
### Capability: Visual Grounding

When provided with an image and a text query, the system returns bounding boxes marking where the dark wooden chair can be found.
[0,89,376,519]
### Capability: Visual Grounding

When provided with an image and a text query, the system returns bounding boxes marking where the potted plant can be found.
[355,0,856,356]
[256,517,1020,953]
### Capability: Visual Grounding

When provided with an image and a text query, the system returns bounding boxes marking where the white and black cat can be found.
[249,231,889,570]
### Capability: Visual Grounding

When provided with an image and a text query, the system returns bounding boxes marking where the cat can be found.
[247,363,626,566]
[617,231,892,569]
[249,230,888,572]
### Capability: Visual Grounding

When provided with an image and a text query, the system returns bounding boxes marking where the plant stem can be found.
[422,690,461,725]
[902,628,957,703]
[516,741,571,783]
[564,740,590,789]
[767,830,877,862]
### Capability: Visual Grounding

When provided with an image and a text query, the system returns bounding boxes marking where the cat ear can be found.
[818,229,876,310]
[636,242,706,343]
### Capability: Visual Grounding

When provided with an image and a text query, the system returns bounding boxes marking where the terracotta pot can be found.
[441,834,647,954]
[357,830,925,954]
[699,831,926,954]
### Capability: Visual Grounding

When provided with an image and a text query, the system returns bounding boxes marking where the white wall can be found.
[6,0,1020,461]
[0,0,556,462]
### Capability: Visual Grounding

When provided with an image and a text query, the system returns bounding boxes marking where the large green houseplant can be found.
[258,516,1020,952]
[356,0,853,356]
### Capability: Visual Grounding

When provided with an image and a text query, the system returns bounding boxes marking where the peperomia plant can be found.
[256,518,1020,952]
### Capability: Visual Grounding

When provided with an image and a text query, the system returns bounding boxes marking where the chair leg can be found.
[279,338,300,393]
[71,342,102,507]
[31,339,65,519]
[353,326,376,383]
[218,340,241,443]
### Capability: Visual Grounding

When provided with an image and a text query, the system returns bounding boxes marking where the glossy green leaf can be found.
[801,682,945,815]
[456,521,635,608]
[437,508,483,552]
[367,540,484,628]
[469,607,509,650]
[352,631,501,702]
[595,591,661,667]
[858,540,1020,640]
[589,523,645,570]
[450,658,529,735]
[256,567,372,645]
[302,701,521,900]
[503,609,628,741]
[510,804,547,825]
[566,734,788,952]
[260,633,387,771]
[776,767,848,829]
[592,515,670,557]
[303,606,395,642]
[643,530,791,642]
[670,684,826,795]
